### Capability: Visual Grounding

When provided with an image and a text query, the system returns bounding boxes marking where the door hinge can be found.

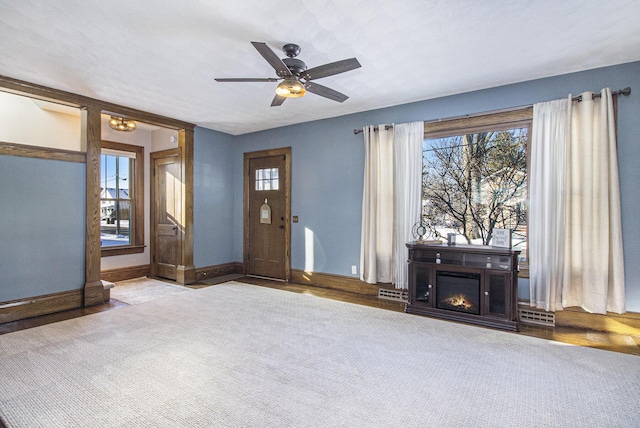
[153,255,156,262]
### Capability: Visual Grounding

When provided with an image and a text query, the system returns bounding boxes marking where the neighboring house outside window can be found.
[422,109,531,275]
[100,141,144,256]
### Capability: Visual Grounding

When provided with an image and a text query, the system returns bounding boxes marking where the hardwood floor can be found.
[0,299,128,335]
[1,276,638,356]
[236,276,640,356]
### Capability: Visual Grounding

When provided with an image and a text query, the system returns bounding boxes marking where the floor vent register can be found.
[378,288,409,302]
[518,308,556,327]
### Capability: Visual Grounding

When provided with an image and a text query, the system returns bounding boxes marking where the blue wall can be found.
[193,126,236,268]
[0,156,85,301]
[233,115,366,274]
[212,61,639,312]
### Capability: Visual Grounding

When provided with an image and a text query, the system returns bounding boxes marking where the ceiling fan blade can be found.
[304,58,361,80]
[214,78,280,82]
[305,82,349,102]
[271,94,286,107]
[251,42,292,77]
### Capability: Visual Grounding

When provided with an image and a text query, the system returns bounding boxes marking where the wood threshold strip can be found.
[0,140,85,163]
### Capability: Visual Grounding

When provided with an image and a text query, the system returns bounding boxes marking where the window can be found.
[422,109,531,271]
[100,141,144,256]
[255,167,279,191]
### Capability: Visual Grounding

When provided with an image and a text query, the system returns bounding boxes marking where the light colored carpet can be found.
[109,277,192,305]
[0,282,638,427]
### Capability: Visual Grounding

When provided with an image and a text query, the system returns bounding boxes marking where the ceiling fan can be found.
[215,42,361,107]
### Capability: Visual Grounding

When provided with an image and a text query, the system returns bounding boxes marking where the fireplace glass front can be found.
[436,271,481,315]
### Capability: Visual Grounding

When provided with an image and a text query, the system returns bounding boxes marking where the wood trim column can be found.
[176,128,196,284]
[82,106,104,306]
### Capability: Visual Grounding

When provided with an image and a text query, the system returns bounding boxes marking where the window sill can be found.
[101,245,145,257]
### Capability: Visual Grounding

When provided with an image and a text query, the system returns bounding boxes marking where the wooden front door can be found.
[152,148,182,280]
[245,149,290,280]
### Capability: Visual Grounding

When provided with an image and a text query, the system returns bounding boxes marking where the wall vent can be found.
[378,288,408,302]
[518,308,555,326]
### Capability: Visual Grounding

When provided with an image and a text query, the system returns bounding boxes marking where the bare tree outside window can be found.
[422,128,528,258]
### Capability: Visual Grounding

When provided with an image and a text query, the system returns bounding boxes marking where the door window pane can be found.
[255,168,279,191]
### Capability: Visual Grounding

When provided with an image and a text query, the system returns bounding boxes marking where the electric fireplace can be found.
[405,243,520,331]
[436,271,481,315]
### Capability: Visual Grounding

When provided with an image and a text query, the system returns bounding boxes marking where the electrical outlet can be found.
[351,265,357,275]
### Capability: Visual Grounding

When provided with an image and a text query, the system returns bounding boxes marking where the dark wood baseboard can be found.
[555,306,640,336]
[100,264,151,283]
[518,302,640,335]
[195,262,244,282]
[0,289,83,324]
[291,269,382,296]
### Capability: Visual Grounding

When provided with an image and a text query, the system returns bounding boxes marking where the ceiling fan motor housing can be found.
[283,58,307,76]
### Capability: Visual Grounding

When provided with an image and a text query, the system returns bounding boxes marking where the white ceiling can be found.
[1,0,639,135]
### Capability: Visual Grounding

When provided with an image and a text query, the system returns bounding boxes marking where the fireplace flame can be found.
[442,294,474,310]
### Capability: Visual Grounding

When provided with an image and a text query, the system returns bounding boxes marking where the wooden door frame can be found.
[243,147,291,281]
[0,75,196,305]
[150,132,195,284]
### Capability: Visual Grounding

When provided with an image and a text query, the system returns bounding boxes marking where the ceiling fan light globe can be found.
[275,79,306,98]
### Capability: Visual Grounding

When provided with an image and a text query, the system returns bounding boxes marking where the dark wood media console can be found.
[406,242,520,331]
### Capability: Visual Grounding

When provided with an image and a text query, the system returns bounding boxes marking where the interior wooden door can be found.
[246,153,289,280]
[152,149,181,280]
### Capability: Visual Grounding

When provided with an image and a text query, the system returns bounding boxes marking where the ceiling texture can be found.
[1,0,640,135]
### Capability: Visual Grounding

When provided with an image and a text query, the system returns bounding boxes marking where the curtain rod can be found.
[352,86,631,135]
[572,86,631,102]
[353,124,393,135]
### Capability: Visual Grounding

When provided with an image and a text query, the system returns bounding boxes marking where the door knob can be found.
[279,225,285,229]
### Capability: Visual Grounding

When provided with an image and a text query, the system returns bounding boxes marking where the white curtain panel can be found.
[530,89,626,314]
[562,88,625,314]
[360,125,394,284]
[392,121,424,289]
[529,97,570,312]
